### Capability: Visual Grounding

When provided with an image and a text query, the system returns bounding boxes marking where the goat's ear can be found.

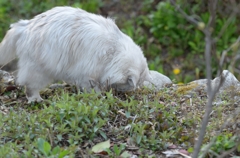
[127,76,137,87]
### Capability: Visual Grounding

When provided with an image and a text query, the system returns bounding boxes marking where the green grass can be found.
[0,83,240,157]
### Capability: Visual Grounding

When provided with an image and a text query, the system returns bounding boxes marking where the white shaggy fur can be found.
[0,6,151,102]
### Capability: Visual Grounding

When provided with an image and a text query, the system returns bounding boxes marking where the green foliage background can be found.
[0,0,239,83]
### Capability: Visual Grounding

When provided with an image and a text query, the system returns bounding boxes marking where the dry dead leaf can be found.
[91,140,111,154]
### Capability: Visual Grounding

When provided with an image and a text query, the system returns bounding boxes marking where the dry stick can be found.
[192,30,214,158]
[233,53,240,73]
[202,41,240,156]
[196,72,227,158]
[171,1,240,157]
[207,0,218,29]
[214,11,237,43]
[193,51,230,158]
[169,1,219,157]
[192,0,221,157]
[170,0,199,26]
[215,3,239,75]
[47,129,53,146]
[219,36,240,75]
[218,146,238,158]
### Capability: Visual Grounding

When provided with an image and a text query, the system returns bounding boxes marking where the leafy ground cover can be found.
[0,78,240,157]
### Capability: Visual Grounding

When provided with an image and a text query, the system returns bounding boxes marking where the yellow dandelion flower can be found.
[173,68,181,75]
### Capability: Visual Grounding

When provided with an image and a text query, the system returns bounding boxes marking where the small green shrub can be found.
[211,134,237,153]
[137,0,239,82]
[0,91,110,156]
[36,138,74,157]
[149,1,196,57]
[200,133,238,157]
[148,1,237,56]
